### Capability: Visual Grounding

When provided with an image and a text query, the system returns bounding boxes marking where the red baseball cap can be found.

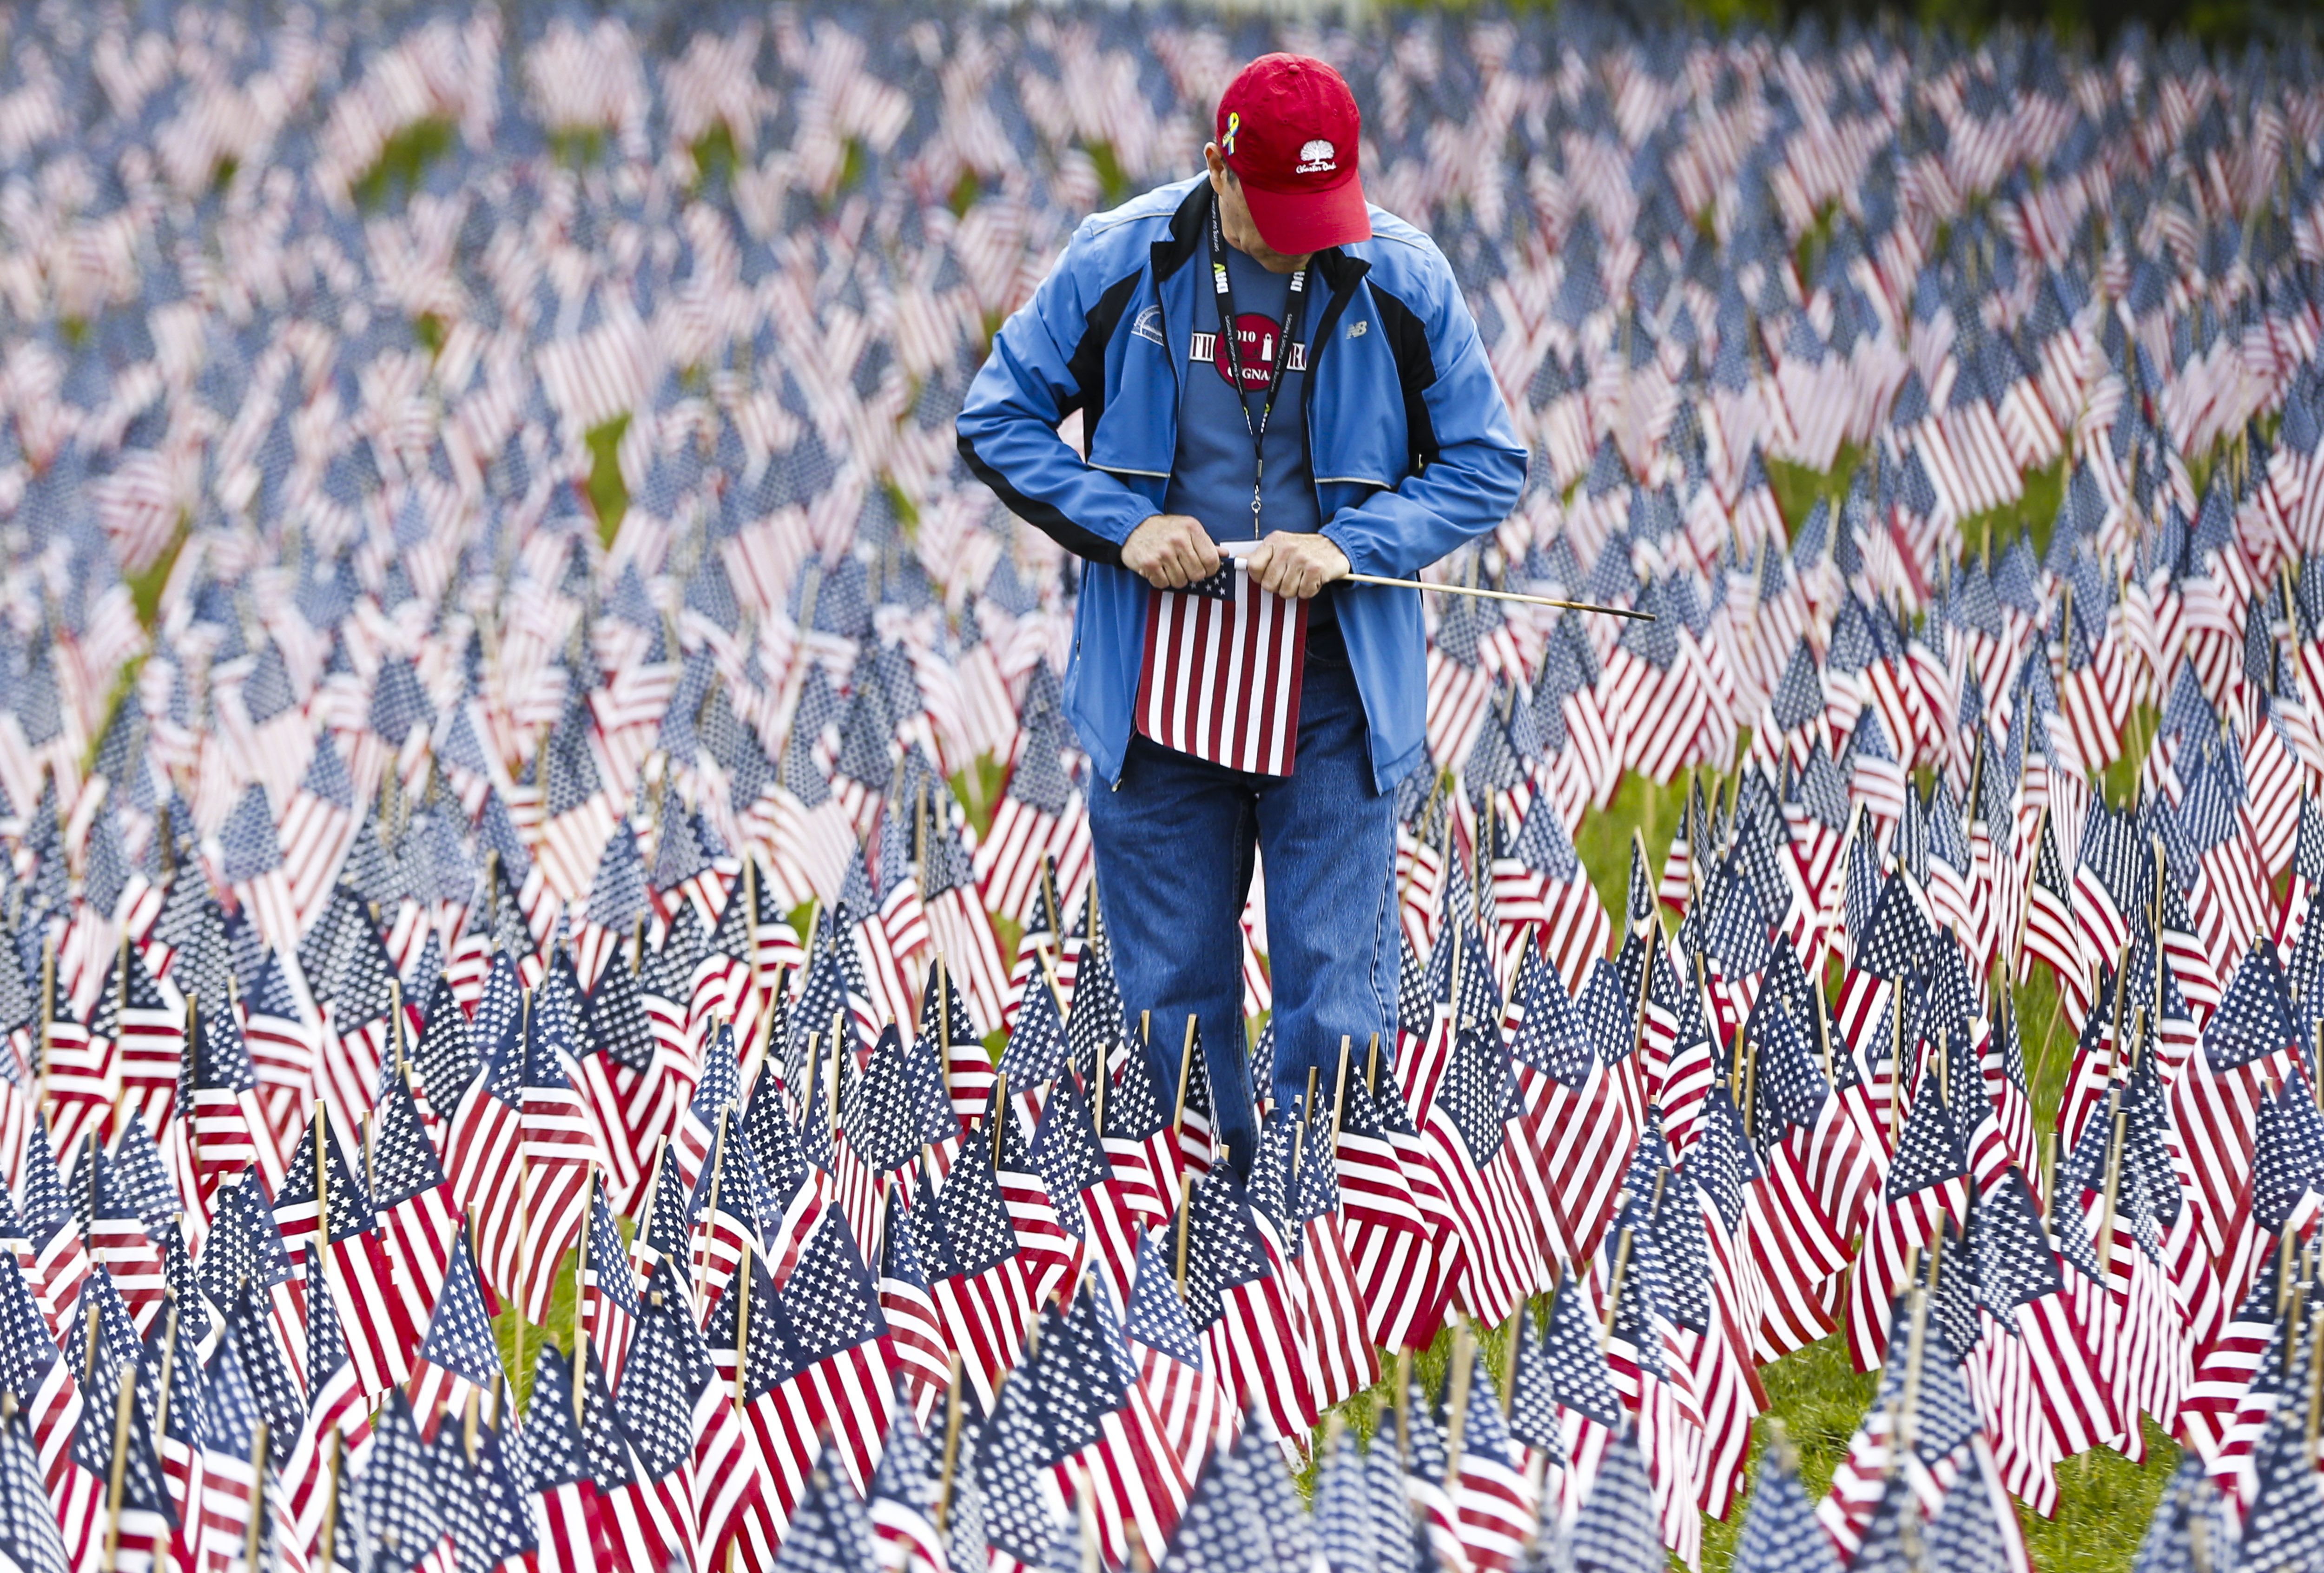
[1215,54,1370,255]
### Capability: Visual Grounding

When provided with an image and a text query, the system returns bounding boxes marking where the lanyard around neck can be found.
[1208,203,1308,538]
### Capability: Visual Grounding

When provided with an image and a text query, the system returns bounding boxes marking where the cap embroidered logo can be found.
[1296,139,1337,173]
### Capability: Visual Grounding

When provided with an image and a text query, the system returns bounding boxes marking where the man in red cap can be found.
[959,53,1525,1171]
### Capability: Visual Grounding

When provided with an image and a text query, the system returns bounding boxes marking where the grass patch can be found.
[1764,443,1865,540]
[691,122,740,192]
[81,657,149,778]
[1700,1337,1879,1569]
[950,756,1009,843]
[1963,455,2069,564]
[1083,140,1132,210]
[2101,704,2159,809]
[126,514,191,629]
[1792,202,1841,290]
[414,312,446,357]
[584,415,630,545]
[949,169,982,218]
[352,117,455,211]
[1572,770,1692,931]
[551,127,607,170]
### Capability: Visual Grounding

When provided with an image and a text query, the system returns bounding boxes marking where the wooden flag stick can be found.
[152,1301,179,1449]
[389,978,407,1078]
[183,995,201,1185]
[697,1110,732,1283]
[744,858,761,1013]
[100,1359,138,1573]
[1898,1284,1932,1458]
[990,1074,1009,1169]
[319,1432,343,1573]
[828,1009,845,1139]
[933,1353,965,1531]
[1175,1171,1194,1292]
[1600,1228,1635,1355]
[1393,1348,1412,1467]
[1441,1318,1474,1492]
[1504,1295,1526,1417]
[1090,998,1110,1140]
[38,934,54,1110]
[2306,1296,2324,1463]
[733,1237,753,1415]
[935,953,953,1094]
[574,1169,593,1372]
[315,1104,330,1243]
[1237,561,1653,619]
[2096,1098,2128,1285]
[1171,1014,1198,1140]
[244,1422,271,1573]
[1329,1035,1352,1148]
[1366,1031,1381,1094]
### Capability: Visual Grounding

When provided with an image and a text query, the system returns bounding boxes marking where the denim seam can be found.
[1365,814,1395,1066]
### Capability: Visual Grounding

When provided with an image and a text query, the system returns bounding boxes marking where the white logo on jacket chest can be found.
[1188,328,1307,375]
[1131,305,1166,345]
[1347,318,1368,339]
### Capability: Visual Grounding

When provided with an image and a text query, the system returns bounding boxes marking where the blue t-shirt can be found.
[1165,243,1335,630]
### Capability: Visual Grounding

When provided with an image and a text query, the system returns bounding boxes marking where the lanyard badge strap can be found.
[1208,204,1307,539]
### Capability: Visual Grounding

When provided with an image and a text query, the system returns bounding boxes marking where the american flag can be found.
[514,1349,605,1573]
[866,1380,947,1573]
[448,955,526,1310]
[186,998,286,1208]
[84,1150,166,1336]
[6,4,2324,1562]
[1182,1162,1312,1449]
[924,1130,1030,1416]
[516,956,608,1324]
[609,1260,708,1573]
[406,1234,505,1440]
[274,1114,419,1396]
[368,1063,462,1326]
[1136,575,1310,778]
[1844,1068,1968,1372]
[783,1204,898,1495]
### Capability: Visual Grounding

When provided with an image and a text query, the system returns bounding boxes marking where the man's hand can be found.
[1246,532,1349,599]
[1121,515,1222,589]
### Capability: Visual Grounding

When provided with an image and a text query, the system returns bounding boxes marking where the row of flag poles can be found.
[5,2,2324,1573]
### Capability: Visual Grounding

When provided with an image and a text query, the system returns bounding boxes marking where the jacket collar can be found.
[1151,178,1366,291]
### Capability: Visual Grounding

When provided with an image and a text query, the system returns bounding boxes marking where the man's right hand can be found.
[1120,515,1222,589]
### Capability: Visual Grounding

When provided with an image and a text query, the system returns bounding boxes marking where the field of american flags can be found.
[12,2,2324,1573]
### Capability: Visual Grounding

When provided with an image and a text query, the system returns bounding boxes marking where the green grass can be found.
[551,127,607,170]
[1083,141,1133,210]
[584,415,630,545]
[1964,456,2069,565]
[352,117,455,211]
[126,513,190,628]
[1572,769,1693,929]
[691,122,740,192]
[1765,444,1865,540]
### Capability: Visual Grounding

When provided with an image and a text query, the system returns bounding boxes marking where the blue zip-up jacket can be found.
[957,176,1528,794]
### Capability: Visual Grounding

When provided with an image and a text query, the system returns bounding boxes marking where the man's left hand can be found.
[1246,532,1349,599]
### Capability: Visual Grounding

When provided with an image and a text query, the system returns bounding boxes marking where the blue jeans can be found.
[1088,621,1401,1177]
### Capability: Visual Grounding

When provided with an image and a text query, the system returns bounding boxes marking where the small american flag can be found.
[1135,573,1309,777]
